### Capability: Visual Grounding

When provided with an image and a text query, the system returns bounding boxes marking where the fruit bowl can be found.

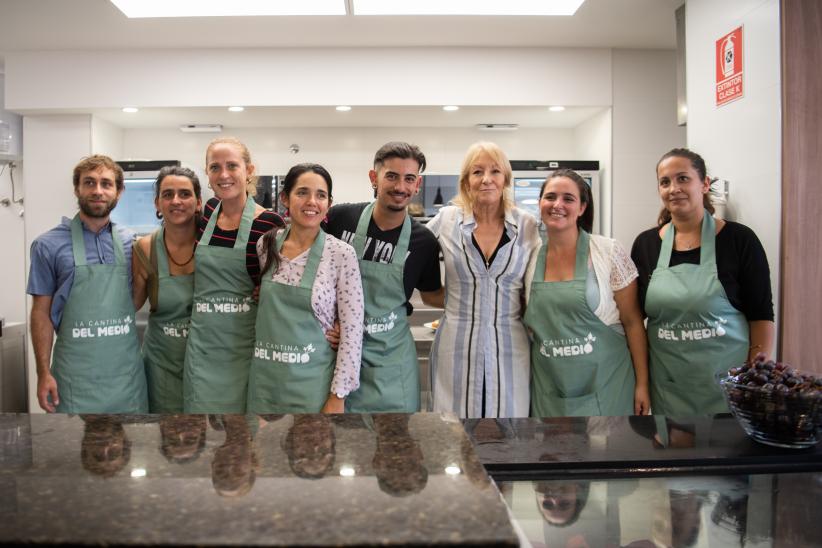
[718,357,822,449]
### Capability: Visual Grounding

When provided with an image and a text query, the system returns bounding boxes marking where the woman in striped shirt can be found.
[427,142,540,418]
[183,137,284,413]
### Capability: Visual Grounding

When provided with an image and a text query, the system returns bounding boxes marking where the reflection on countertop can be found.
[0,413,516,546]
[465,415,822,480]
[500,472,822,548]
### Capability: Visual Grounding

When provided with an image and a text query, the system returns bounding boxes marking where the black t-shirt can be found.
[630,221,774,322]
[198,197,285,285]
[323,202,442,315]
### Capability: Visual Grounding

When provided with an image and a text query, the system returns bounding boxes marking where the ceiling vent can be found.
[475,123,519,132]
[179,124,223,133]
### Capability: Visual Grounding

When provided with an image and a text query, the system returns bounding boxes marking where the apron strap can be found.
[70,215,125,266]
[276,227,326,290]
[201,197,257,250]
[573,229,590,281]
[537,229,590,281]
[657,209,717,269]
[154,226,171,277]
[352,202,412,265]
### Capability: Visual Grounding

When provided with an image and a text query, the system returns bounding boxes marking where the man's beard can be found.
[78,195,118,218]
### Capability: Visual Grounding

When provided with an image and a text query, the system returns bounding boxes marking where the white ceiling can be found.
[0,0,683,53]
[0,0,681,129]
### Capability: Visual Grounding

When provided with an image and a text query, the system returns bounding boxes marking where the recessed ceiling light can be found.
[442,105,460,112]
[353,0,585,16]
[110,0,346,18]
[549,105,566,112]
[228,106,245,112]
[335,105,352,112]
[122,107,139,113]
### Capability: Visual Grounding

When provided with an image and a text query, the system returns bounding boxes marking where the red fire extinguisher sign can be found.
[716,26,744,107]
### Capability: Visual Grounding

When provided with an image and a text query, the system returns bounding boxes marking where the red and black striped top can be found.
[198,197,285,285]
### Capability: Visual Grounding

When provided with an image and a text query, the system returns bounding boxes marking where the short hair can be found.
[452,141,514,214]
[373,141,427,173]
[72,155,124,191]
[540,169,595,233]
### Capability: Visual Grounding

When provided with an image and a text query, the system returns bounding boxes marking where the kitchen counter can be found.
[466,414,822,481]
[0,413,516,546]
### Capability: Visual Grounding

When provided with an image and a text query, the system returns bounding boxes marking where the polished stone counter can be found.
[465,414,822,480]
[0,413,517,546]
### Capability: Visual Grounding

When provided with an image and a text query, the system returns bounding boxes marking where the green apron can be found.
[247,228,336,414]
[142,227,194,413]
[523,230,635,417]
[646,211,749,416]
[183,198,257,413]
[51,215,147,413]
[345,202,419,413]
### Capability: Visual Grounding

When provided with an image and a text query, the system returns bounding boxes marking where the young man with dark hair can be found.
[28,155,147,413]
[324,141,443,412]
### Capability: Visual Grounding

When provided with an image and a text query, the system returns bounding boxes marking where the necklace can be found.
[163,231,195,267]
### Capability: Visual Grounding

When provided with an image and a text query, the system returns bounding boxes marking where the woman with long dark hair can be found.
[248,163,363,414]
[524,169,649,416]
[133,166,201,413]
[631,148,774,415]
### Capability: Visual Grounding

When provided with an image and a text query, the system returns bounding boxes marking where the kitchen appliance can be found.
[511,160,601,234]
[112,160,180,235]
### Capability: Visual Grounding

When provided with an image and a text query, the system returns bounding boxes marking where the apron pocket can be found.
[534,392,602,417]
[347,363,405,413]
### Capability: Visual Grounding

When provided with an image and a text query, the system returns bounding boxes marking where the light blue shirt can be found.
[27,216,134,329]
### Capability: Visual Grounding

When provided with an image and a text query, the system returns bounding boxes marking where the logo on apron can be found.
[71,315,133,338]
[539,332,597,358]
[195,295,253,314]
[254,342,316,364]
[364,311,398,334]
[161,320,190,339]
[657,317,728,342]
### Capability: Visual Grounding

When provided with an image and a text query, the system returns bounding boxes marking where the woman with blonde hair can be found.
[184,137,285,413]
[426,142,540,418]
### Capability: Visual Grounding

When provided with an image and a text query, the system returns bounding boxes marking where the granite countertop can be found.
[0,413,517,547]
[465,414,822,480]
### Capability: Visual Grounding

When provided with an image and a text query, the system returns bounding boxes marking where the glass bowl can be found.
[718,374,821,449]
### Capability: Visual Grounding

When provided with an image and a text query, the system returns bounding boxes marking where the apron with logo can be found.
[247,228,336,414]
[142,227,194,413]
[523,230,635,417]
[646,211,749,416]
[51,215,147,413]
[345,202,419,413]
[184,198,257,413]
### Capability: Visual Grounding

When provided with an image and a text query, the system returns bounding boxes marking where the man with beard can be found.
[323,142,443,412]
[28,155,147,413]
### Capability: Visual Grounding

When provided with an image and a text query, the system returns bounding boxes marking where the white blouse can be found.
[524,232,638,328]
[258,231,364,397]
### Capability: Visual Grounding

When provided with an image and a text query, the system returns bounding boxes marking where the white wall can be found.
[611,49,687,249]
[0,73,26,325]
[685,0,781,316]
[574,108,613,236]
[123,127,578,205]
[5,48,613,109]
[91,116,124,159]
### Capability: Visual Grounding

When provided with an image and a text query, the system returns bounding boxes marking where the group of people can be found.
[28,138,774,419]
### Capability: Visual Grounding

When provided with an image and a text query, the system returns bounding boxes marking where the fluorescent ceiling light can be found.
[228,106,245,112]
[110,0,346,18]
[122,106,139,113]
[353,0,585,16]
[335,105,352,112]
[442,105,460,111]
[549,105,566,112]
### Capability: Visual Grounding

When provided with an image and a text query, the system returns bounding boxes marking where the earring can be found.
[155,211,163,220]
